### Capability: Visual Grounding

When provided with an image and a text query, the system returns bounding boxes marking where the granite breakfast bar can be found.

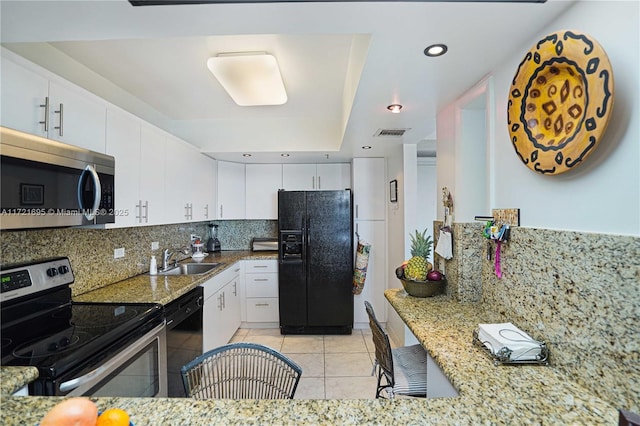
[0,266,618,424]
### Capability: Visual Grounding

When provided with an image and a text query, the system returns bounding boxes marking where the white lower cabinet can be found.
[201,263,241,352]
[243,260,279,324]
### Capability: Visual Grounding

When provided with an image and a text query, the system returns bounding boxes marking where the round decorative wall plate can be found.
[507,30,614,175]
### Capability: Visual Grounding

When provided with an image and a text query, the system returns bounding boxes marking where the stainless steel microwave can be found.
[0,126,115,230]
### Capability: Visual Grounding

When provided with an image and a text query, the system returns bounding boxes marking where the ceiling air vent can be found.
[374,128,410,137]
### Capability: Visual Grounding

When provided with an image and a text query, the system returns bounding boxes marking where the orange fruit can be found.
[96,408,130,426]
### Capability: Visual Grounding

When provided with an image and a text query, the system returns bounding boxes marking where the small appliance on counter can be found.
[251,237,278,252]
[191,240,206,260]
[207,224,221,252]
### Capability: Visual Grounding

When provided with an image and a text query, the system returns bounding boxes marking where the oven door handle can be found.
[59,322,165,394]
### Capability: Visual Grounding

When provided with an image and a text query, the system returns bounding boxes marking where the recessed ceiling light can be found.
[207,52,287,106]
[242,153,252,157]
[424,44,448,57]
[281,153,290,157]
[387,104,403,113]
[362,146,372,150]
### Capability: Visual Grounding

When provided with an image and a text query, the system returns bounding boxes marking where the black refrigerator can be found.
[278,190,353,335]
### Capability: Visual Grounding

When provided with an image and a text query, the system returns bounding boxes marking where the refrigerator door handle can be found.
[305,214,311,277]
[301,217,307,275]
[306,214,311,249]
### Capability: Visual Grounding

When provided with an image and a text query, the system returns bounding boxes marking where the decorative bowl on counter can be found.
[400,277,446,298]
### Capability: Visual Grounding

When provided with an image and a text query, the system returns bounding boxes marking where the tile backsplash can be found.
[438,222,640,411]
[0,220,276,296]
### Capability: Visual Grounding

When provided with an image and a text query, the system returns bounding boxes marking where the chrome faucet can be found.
[161,247,189,271]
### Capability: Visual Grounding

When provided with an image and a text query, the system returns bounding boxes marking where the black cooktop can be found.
[1,299,163,379]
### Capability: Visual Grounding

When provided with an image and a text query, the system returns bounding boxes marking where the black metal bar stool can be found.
[365,301,427,398]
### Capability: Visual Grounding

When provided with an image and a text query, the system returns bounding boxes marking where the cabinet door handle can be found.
[143,201,149,223]
[253,265,268,269]
[222,291,226,309]
[233,282,237,296]
[135,200,142,223]
[39,97,49,132]
[318,176,321,189]
[253,278,269,282]
[217,294,223,311]
[220,205,223,218]
[204,204,209,219]
[255,303,269,307]
[54,103,64,136]
[312,176,315,189]
[355,204,359,219]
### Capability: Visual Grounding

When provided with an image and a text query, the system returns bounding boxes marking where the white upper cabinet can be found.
[1,50,107,153]
[1,55,50,137]
[316,163,351,190]
[352,158,386,220]
[217,161,246,219]
[282,163,351,190]
[282,164,316,190]
[105,108,141,228]
[139,124,166,226]
[47,81,107,153]
[165,135,196,224]
[106,110,168,227]
[245,164,282,220]
[166,135,216,223]
[193,154,216,222]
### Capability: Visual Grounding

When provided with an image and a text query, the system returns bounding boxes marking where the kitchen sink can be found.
[156,263,221,276]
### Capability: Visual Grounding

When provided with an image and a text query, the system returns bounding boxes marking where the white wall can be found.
[417,158,437,264]
[457,108,488,221]
[438,0,640,236]
[385,145,409,344]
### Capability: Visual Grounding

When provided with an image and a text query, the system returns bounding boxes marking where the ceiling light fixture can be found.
[242,153,252,157]
[362,146,372,150]
[207,52,287,106]
[424,44,448,57]
[281,153,290,157]
[387,104,403,113]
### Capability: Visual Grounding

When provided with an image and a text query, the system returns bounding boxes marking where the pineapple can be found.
[404,229,433,281]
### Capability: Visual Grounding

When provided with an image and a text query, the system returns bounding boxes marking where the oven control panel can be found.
[1,269,32,293]
[0,257,74,302]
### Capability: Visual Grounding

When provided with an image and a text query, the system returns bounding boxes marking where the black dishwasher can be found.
[164,287,203,397]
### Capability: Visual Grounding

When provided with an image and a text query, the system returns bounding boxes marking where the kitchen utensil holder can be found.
[472,329,549,366]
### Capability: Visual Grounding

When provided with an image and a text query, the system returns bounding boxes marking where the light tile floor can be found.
[230,328,379,399]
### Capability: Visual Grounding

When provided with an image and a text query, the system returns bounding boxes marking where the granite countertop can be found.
[0,285,619,424]
[384,289,618,424]
[0,367,39,396]
[73,250,276,305]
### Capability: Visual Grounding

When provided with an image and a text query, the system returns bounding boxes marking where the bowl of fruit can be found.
[396,229,446,298]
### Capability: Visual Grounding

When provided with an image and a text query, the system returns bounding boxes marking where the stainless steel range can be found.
[1,257,167,397]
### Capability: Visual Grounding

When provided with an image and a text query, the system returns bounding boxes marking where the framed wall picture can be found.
[390,180,398,203]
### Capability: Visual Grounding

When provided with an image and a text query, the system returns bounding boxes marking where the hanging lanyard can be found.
[495,241,503,278]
